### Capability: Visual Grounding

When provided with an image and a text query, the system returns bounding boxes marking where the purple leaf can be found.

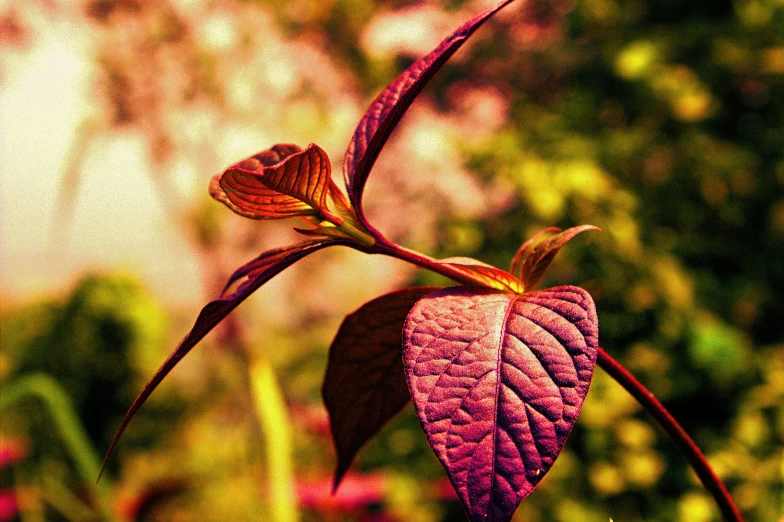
[343,0,516,222]
[99,238,339,479]
[508,227,560,280]
[323,286,440,490]
[403,285,598,521]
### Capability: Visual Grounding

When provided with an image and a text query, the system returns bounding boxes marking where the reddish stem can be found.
[597,348,744,522]
[372,238,498,289]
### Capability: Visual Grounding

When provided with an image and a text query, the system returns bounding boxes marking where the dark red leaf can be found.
[99,238,339,479]
[323,286,440,490]
[514,225,600,291]
[211,143,341,220]
[343,0,516,222]
[440,257,524,293]
[403,285,598,521]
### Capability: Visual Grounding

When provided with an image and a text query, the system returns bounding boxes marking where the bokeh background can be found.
[1,0,783,520]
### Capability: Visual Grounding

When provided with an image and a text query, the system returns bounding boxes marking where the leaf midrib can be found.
[487,294,517,519]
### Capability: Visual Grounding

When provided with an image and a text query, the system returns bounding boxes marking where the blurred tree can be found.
[3,274,169,456]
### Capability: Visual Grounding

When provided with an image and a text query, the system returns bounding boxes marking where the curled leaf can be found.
[403,285,598,521]
[440,257,525,294]
[99,238,340,479]
[513,225,600,291]
[323,286,440,490]
[343,0,516,222]
[211,143,342,220]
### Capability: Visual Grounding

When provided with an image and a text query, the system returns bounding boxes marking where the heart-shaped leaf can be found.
[99,238,340,478]
[343,0,516,222]
[403,285,598,521]
[322,286,440,490]
[511,225,600,291]
[211,143,342,220]
[440,257,525,294]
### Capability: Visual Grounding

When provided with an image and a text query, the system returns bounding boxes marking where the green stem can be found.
[248,356,299,522]
[338,218,377,247]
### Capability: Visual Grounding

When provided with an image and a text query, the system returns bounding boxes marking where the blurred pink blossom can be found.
[361,5,451,58]
[0,438,26,469]
[0,491,17,522]
[297,472,386,511]
[290,403,331,437]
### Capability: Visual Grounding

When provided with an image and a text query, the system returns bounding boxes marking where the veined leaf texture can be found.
[403,286,598,521]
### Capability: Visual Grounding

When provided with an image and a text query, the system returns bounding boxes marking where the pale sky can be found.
[1,19,201,306]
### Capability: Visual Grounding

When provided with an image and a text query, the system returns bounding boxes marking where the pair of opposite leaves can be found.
[105,1,600,520]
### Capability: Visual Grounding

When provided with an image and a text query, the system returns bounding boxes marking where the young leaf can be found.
[508,227,560,279]
[440,257,525,294]
[322,286,440,490]
[403,285,598,521]
[343,0,516,220]
[514,225,600,291]
[211,143,341,220]
[99,238,339,479]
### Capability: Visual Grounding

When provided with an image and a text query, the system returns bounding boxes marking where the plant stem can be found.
[371,238,495,288]
[337,218,377,247]
[597,348,744,522]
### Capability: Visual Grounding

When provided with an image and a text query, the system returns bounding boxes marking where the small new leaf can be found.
[323,287,439,491]
[404,286,598,521]
[509,227,560,280]
[513,225,600,291]
[99,238,339,479]
[211,143,342,221]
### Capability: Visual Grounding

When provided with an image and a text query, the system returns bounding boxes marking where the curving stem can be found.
[597,348,744,522]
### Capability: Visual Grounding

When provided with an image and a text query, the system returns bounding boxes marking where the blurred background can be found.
[1,0,782,520]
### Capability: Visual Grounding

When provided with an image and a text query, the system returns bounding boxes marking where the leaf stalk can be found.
[337,218,377,247]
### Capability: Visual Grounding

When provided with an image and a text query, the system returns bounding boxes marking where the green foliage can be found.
[0,274,178,520]
[3,274,168,451]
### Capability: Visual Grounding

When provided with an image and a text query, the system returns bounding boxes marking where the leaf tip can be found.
[332,465,349,494]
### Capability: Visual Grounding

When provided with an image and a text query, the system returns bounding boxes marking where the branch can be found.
[597,348,744,522]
